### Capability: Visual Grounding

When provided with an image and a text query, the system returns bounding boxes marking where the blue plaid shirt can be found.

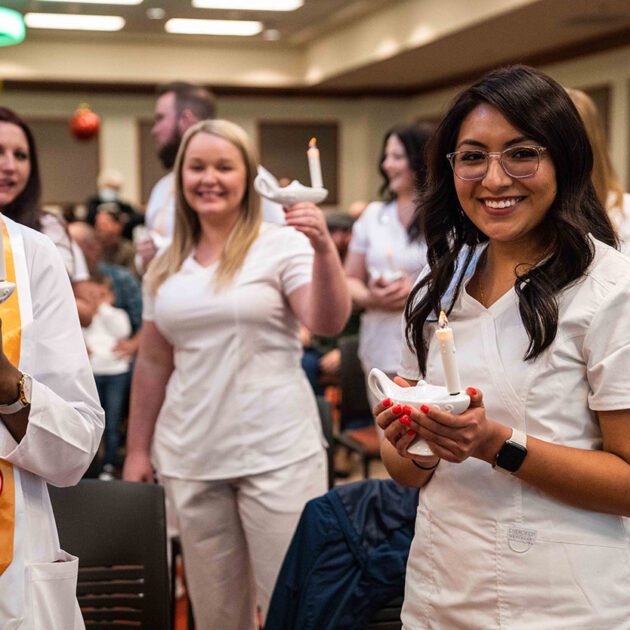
[97,262,143,334]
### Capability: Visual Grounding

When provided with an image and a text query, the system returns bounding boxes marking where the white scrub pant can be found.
[162,449,327,630]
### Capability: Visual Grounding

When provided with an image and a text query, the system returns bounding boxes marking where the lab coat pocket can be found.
[496,523,630,629]
[27,550,80,630]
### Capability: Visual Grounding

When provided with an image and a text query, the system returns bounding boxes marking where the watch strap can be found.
[0,373,30,415]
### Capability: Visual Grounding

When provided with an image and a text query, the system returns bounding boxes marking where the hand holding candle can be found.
[307,137,323,189]
[435,310,462,395]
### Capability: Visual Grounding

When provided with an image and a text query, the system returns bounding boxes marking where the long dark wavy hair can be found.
[378,123,433,240]
[0,107,42,231]
[405,65,616,376]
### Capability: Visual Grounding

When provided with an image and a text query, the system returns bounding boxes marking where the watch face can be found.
[21,375,32,405]
[496,441,527,473]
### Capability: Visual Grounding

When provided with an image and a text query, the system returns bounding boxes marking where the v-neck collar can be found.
[448,243,517,318]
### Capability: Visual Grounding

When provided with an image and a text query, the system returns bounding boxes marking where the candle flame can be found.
[438,310,448,328]
[309,137,318,148]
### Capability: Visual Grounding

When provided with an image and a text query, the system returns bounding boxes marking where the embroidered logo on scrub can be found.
[508,526,537,553]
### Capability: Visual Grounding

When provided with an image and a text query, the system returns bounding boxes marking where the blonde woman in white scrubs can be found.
[375,66,630,629]
[123,119,350,629]
[0,108,104,628]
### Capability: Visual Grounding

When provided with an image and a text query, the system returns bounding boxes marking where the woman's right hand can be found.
[368,274,413,311]
[122,451,155,483]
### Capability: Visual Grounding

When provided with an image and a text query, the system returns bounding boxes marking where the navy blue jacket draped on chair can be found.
[265,479,418,630]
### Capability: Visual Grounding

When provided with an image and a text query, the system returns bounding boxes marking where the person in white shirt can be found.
[123,119,351,629]
[567,88,630,252]
[0,106,104,629]
[345,124,431,407]
[136,82,216,270]
[375,66,630,629]
[82,277,133,479]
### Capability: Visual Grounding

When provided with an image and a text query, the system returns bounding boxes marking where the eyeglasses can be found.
[446,146,547,181]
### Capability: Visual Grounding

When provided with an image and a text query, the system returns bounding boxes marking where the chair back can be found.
[316,395,335,489]
[339,336,372,425]
[49,479,171,629]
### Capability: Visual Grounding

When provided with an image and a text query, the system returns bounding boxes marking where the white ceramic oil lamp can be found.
[254,137,327,206]
[368,310,469,456]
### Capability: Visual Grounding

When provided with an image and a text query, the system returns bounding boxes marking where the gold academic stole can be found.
[0,218,22,578]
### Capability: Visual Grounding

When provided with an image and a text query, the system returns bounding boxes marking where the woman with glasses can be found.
[375,65,630,628]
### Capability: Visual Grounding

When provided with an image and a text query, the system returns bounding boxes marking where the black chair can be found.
[49,479,171,629]
[316,394,335,490]
[366,595,404,629]
[334,336,381,478]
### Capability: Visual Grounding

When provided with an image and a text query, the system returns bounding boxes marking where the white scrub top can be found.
[349,200,427,373]
[143,223,324,481]
[0,217,104,629]
[399,238,630,629]
[145,172,175,240]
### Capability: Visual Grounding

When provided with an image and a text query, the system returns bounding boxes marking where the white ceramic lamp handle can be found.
[367,368,389,400]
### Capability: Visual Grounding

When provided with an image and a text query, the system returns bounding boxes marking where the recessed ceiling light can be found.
[24,13,125,31]
[263,28,280,41]
[165,18,263,36]
[146,7,166,19]
[0,8,25,46]
[39,0,142,4]
[192,0,303,10]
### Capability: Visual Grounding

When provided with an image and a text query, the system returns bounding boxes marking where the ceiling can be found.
[2,0,630,94]
[317,0,630,93]
[3,0,386,45]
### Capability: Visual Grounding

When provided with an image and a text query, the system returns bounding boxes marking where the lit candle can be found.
[307,137,323,189]
[435,310,462,395]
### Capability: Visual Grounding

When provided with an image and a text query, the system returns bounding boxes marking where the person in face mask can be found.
[85,169,143,240]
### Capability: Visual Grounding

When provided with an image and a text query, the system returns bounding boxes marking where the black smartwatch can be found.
[493,428,527,473]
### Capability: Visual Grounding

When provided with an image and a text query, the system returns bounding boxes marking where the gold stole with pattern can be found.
[0,218,22,577]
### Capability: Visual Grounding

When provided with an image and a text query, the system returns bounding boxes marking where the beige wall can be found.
[1,89,408,209]
[2,44,629,208]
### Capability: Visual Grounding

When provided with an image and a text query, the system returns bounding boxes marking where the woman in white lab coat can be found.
[0,107,104,629]
[376,65,630,628]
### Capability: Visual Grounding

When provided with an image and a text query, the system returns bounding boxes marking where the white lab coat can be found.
[399,239,630,629]
[0,216,104,629]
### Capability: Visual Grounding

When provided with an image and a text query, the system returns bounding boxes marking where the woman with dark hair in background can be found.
[375,66,630,627]
[0,107,95,325]
[344,123,432,409]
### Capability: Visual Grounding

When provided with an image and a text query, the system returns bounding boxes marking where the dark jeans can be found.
[302,347,325,396]
[95,371,131,468]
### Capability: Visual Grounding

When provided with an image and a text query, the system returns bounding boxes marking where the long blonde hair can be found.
[566,88,625,224]
[145,119,262,294]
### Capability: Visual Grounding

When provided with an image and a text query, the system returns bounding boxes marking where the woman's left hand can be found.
[284,202,333,253]
[416,387,500,463]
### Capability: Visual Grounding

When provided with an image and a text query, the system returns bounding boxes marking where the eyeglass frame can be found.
[445,145,548,182]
